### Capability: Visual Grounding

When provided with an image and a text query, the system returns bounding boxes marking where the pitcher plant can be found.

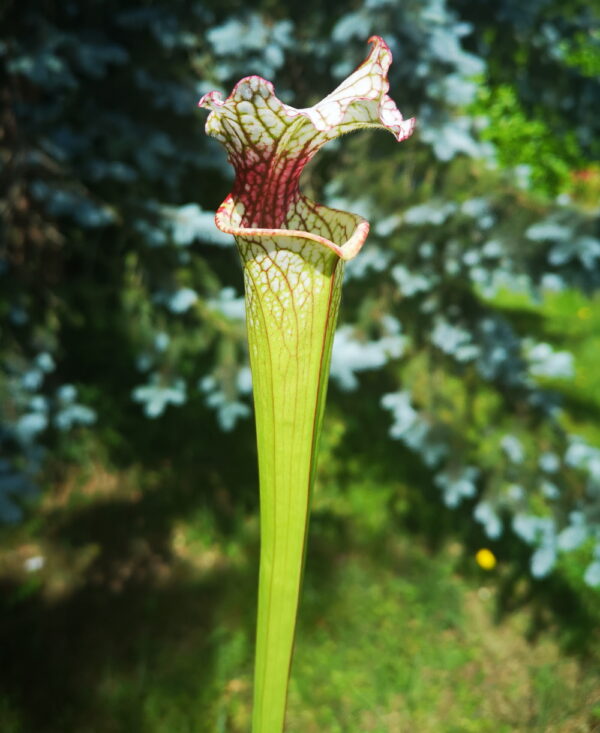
[199,36,415,732]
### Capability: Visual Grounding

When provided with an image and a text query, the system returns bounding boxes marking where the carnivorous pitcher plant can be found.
[200,36,415,732]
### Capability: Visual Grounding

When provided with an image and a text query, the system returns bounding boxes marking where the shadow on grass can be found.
[0,429,261,733]
[0,576,215,732]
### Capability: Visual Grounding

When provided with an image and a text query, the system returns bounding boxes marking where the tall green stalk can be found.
[241,238,343,731]
[200,36,415,732]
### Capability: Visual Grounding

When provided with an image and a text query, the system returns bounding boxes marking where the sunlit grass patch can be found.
[284,541,598,732]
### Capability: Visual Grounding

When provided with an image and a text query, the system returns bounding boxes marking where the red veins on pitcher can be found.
[199,35,415,261]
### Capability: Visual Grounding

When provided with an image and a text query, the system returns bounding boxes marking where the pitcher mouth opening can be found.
[214,194,371,262]
[201,36,415,263]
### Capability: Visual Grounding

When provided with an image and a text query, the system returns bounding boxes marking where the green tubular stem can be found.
[238,234,344,733]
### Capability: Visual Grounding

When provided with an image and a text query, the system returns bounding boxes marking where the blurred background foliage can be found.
[1,0,600,730]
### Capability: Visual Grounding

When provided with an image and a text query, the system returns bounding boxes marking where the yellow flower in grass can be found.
[475,548,497,570]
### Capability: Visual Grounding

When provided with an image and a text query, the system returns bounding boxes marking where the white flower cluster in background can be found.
[132,375,187,418]
[198,370,252,432]
[331,318,406,391]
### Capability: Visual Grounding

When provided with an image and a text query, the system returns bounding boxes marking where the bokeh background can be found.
[2,0,600,730]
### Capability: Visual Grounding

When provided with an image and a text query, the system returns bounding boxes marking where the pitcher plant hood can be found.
[199,35,415,261]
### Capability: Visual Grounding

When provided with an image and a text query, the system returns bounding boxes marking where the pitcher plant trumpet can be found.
[200,35,415,732]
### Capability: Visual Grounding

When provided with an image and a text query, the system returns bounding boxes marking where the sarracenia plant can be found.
[200,36,415,732]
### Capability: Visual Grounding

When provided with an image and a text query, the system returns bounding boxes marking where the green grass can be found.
[0,469,598,733]
[292,548,597,732]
